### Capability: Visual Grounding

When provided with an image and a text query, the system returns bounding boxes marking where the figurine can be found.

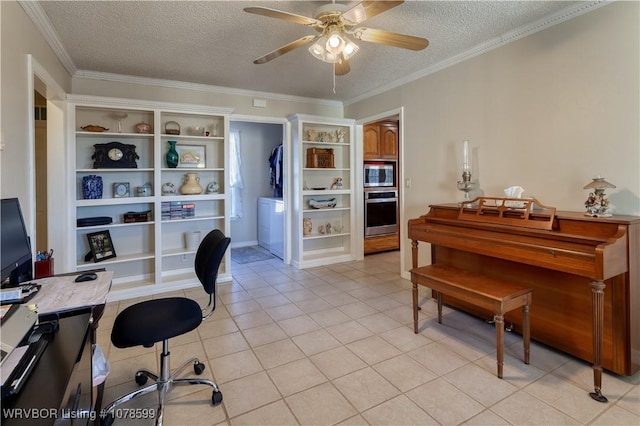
[318,224,326,234]
[585,192,612,217]
[337,129,345,143]
[330,177,343,190]
[307,129,317,141]
[325,223,332,234]
[303,217,312,236]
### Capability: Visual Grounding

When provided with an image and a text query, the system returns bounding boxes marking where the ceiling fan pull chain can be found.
[333,64,336,94]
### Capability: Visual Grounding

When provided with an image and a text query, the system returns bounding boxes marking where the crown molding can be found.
[19,0,77,76]
[73,70,343,108]
[343,1,608,106]
[66,94,235,115]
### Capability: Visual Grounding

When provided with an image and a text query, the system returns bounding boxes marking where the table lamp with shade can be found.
[583,176,616,217]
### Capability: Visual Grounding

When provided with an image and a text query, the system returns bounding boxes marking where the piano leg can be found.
[495,314,504,379]
[413,282,418,333]
[590,280,608,403]
[522,305,530,365]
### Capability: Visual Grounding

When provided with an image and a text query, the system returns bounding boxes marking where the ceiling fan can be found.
[244,1,429,76]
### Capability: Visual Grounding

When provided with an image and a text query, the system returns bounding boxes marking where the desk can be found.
[1,271,112,425]
[29,271,112,316]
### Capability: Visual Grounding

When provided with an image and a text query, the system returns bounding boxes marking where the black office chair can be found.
[101,229,230,426]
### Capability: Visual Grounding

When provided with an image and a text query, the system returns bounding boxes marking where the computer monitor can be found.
[1,198,33,286]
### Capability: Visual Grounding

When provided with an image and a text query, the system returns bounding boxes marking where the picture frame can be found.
[86,230,117,262]
[176,145,206,168]
[113,182,130,198]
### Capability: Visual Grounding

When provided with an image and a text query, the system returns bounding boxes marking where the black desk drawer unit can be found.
[2,311,94,425]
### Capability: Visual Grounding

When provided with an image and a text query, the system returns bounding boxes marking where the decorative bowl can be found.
[81,125,108,132]
[309,198,337,209]
[135,122,152,134]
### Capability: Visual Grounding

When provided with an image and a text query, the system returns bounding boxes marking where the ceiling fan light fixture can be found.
[342,38,359,60]
[309,37,328,59]
[325,31,346,55]
[309,37,341,63]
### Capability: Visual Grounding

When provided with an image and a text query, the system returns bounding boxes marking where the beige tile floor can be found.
[97,252,640,425]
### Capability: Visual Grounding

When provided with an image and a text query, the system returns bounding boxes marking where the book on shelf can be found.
[162,201,196,220]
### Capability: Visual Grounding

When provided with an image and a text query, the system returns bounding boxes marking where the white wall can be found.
[345,2,640,270]
[229,121,283,246]
[1,1,72,260]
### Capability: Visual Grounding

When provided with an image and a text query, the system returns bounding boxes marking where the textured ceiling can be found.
[32,1,590,103]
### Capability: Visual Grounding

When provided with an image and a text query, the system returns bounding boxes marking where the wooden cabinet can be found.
[363,122,398,160]
[364,233,400,254]
[68,97,233,300]
[289,114,355,269]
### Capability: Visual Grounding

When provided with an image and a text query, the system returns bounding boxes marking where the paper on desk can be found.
[29,271,113,315]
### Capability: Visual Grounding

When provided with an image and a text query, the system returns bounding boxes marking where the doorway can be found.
[28,55,67,271]
[357,107,405,274]
[34,91,48,253]
[363,117,400,255]
[229,120,287,265]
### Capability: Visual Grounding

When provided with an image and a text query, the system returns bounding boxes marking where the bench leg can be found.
[523,305,530,365]
[437,291,443,324]
[412,281,418,333]
[495,314,504,379]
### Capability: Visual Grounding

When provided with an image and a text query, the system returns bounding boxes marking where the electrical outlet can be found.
[181,254,188,262]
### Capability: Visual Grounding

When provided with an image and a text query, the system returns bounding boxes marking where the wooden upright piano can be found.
[408,198,639,402]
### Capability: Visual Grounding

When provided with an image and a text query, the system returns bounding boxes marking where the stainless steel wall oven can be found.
[364,190,398,236]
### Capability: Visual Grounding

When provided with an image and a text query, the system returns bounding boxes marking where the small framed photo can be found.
[113,182,130,198]
[176,145,206,168]
[87,230,117,262]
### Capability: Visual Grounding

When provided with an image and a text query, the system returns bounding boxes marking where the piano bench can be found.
[410,264,532,379]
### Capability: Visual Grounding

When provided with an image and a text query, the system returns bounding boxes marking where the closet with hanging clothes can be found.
[269,144,284,198]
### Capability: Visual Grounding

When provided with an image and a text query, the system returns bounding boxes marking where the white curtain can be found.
[229,130,244,218]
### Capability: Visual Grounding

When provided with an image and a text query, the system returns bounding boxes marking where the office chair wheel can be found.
[212,390,223,405]
[194,361,205,375]
[135,372,148,386]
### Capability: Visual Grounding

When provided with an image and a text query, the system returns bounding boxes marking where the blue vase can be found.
[166,141,179,168]
[82,175,103,199]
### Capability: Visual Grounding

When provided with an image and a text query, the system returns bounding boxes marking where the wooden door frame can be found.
[27,55,67,269]
[355,107,405,271]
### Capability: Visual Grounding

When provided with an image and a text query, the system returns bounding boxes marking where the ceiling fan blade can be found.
[253,35,318,64]
[342,1,404,25]
[244,7,322,27]
[352,27,429,51]
[335,57,351,76]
